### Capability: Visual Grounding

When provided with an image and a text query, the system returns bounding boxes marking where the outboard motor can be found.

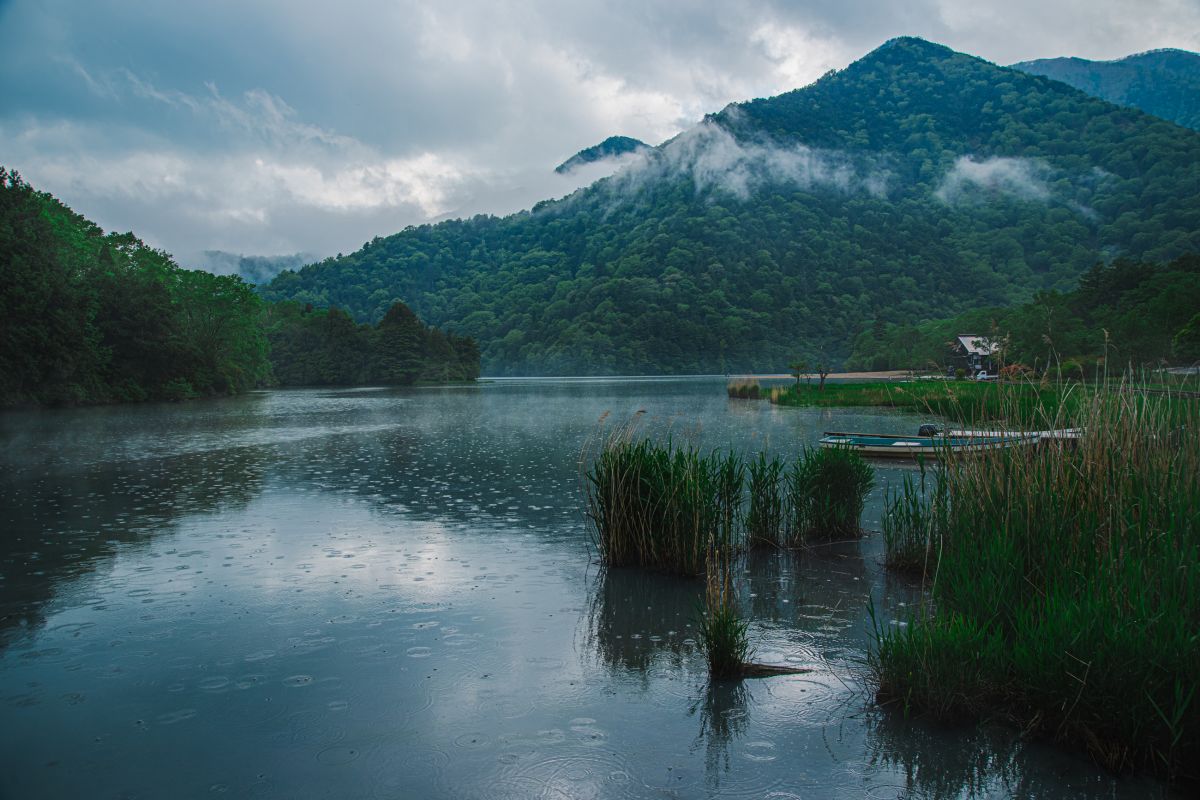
[917,424,941,437]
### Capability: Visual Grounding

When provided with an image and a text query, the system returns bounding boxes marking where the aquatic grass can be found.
[787,446,876,544]
[713,450,745,549]
[872,378,1200,782]
[881,461,948,576]
[745,452,785,547]
[584,431,739,575]
[699,547,752,679]
[770,379,1075,427]
[727,378,762,399]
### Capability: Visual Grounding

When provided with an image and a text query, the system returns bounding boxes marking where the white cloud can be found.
[935,156,1052,203]
[606,119,890,201]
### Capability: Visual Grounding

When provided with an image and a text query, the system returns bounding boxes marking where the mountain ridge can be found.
[1012,48,1200,130]
[263,37,1200,376]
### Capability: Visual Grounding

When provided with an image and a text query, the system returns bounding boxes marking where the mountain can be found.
[555,135,649,174]
[262,37,1200,376]
[1012,49,1200,130]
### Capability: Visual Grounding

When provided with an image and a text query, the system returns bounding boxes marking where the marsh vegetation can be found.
[872,381,1200,783]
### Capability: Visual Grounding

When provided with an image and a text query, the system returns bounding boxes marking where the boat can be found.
[819,430,1035,458]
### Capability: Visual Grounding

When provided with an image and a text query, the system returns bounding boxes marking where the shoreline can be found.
[734,370,914,381]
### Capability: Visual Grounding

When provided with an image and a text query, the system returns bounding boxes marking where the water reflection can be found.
[690,680,752,789]
[586,567,702,674]
[862,709,1180,799]
[0,442,266,649]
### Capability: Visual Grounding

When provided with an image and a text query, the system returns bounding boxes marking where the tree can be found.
[788,359,808,387]
[816,362,832,391]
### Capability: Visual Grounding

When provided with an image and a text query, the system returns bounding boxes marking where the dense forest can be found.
[1013,48,1200,131]
[266,301,479,386]
[263,37,1200,376]
[845,253,1200,374]
[1,168,270,405]
[0,170,479,408]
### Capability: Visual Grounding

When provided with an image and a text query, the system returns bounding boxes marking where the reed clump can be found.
[699,547,752,679]
[872,380,1200,782]
[881,462,948,576]
[726,378,762,399]
[787,446,876,544]
[585,434,877,565]
[745,452,785,547]
[584,436,731,575]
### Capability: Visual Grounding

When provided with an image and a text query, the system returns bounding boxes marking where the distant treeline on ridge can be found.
[0,169,479,408]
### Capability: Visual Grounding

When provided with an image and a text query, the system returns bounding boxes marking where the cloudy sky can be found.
[2,0,1197,267]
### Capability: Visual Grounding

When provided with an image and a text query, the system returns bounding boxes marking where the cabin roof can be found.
[956,334,999,356]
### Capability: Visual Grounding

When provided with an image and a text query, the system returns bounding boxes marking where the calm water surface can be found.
[0,378,1177,798]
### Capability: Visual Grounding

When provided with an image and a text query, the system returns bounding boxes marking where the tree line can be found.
[0,169,477,408]
[845,253,1200,375]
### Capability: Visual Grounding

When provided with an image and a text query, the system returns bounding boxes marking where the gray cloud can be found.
[1,0,1195,263]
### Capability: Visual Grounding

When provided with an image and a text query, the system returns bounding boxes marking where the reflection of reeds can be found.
[691,679,751,783]
[786,446,875,544]
[587,567,702,673]
[864,710,1024,799]
[726,378,761,399]
[873,378,1200,781]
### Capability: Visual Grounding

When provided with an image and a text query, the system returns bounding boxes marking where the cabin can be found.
[949,334,999,376]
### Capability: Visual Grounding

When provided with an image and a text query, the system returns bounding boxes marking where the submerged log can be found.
[739,663,813,678]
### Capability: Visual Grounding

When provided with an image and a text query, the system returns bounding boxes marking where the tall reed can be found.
[881,461,948,576]
[872,378,1200,782]
[745,452,785,547]
[787,446,876,544]
[699,544,751,678]
[584,434,738,575]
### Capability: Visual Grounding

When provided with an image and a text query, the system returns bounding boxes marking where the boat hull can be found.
[819,432,1034,459]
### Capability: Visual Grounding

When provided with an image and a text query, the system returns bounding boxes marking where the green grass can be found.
[881,461,948,576]
[584,432,878,567]
[787,446,876,544]
[769,379,1074,427]
[871,380,1200,783]
[583,436,732,575]
[745,452,785,547]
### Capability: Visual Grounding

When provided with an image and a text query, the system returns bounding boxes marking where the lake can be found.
[0,378,1177,798]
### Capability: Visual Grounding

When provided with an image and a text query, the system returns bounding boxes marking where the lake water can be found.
[0,378,1177,799]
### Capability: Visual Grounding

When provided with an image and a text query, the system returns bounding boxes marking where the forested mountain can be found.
[263,37,1200,376]
[555,136,650,173]
[1013,49,1200,130]
[0,171,480,406]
